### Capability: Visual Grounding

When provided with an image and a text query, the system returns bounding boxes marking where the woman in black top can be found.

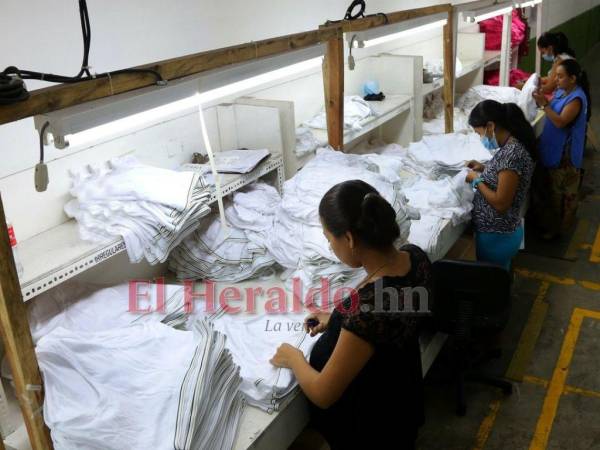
[270,180,431,449]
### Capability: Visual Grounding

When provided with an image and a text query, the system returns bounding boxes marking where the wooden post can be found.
[0,195,52,450]
[323,28,345,151]
[499,11,513,87]
[443,8,455,134]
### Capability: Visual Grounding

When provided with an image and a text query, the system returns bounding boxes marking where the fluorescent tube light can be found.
[475,6,513,22]
[364,19,448,48]
[45,56,323,148]
[514,0,542,8]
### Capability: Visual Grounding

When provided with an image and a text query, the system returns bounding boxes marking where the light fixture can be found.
[34,52,323,149]
[462,5,513,23]
[363,19,448,47]
[514,0,542,8]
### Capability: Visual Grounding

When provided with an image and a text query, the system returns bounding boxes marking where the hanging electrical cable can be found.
[325,1,389,27]
[0,0,166,105]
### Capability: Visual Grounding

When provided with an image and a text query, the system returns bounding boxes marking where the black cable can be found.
[1,0,165,105]
[39,121,50,163]
[344,0,366,20]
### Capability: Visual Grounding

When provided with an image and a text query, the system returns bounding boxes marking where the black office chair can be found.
[431,259,514,416]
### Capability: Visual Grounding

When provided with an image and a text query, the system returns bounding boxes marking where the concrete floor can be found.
[418,44,600,450]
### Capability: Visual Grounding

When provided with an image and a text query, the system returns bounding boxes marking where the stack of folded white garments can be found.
[37,319,244,450]
[422,108,471,135]
[407,214,446,257]
[424,57,464,77]
[408,133,493,173]
[65,155,212,264]
[456,73,539,122]
[210,310,318,413]
[402,168,475,226]
[304,95,378,132]
[266,148,418,294]
[169,182,280,282]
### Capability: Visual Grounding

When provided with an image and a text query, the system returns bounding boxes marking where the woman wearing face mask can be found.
[270,180,431,450]
[532,59,590,240]
[537,32,576,95]
[465,100,536,270]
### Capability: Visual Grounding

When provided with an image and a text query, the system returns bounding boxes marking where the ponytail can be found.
[319,180,400,250]
[468,100,537,161]
[559,59,592,121]
[537,31,576,58]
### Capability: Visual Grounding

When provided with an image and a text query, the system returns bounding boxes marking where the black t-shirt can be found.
[309,244,432,450]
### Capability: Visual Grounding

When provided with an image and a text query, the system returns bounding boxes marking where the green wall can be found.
[518,5,600,73]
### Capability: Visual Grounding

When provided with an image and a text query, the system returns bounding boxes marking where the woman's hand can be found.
[465,170,481,183]
[270,343,304,368]
[304,312,331,336]
[532,89,549,108]
[467,160,485,172]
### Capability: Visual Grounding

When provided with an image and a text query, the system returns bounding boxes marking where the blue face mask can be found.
[480,130,498,151]
[542,53,554,62]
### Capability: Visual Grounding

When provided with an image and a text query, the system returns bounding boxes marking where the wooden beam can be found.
[0,196,52,450]
[0,28,338,126]
[443,8,455,134]
[321,4,451,33]
[323,28,345,151]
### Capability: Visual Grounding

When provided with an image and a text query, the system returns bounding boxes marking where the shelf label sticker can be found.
[94,241,127,264]
[7,225,17,248]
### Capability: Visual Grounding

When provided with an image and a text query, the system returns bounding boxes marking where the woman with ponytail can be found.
[270,180,431,449]
[537,31,576,94]
[532,58,590,239]
[465,100,536,269]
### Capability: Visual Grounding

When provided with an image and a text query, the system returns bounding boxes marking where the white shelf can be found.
[311,94,413,145]
[484,50,501,67]
[18,155,284,301]
[458,59,484,77]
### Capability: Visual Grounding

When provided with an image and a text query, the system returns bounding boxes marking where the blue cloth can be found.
[476,226,524,271]
[540,87,588,169]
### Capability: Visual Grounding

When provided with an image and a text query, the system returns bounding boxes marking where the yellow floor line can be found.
[590,224,600,263]
[505,282,551,382]
[523,374,600,400]
[472,399,502,450]
[515,268,600,292]
[523,374,549,388]
[564,219,589,260]
[580,244,592,250]
[529,308,600,450]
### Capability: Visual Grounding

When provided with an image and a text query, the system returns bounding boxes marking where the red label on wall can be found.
[7,226,17,248]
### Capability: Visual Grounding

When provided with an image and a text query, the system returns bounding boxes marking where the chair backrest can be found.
[432,259,511,335]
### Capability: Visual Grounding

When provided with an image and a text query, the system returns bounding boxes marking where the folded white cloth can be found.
[65,156,212,264]
[211,149,271,174]
[210,310,318,412]
[304,95,378,132]
[424,57,463,77]
[296,126,325,157]
[407,214,446,256]
[38,320,243,450]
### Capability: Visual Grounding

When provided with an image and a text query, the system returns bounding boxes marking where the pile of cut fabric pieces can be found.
[169,182,280,283]
[422,73,539,135]
[26,281,245,450]
[65,155,212,264]
[356,136,486,256]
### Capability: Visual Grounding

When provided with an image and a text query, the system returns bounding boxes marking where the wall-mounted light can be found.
[363,19,448,47]
[34,51,324,150]
[462,5,513,23]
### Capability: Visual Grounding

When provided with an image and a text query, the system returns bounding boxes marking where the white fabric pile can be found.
[423,74,540,134]
[210,310,318,413]
[424,57,464,77]
[407,214,446,258]
[456,73,540,122]
[296,125,326,157]
[265,148,418,293]
[37,319,244,450]
[210,149,271,174]
[408,133,493,172]
[402,169,475,225]
[304,95,378,132]
[65,155,212,264]
[169,183,280,282]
